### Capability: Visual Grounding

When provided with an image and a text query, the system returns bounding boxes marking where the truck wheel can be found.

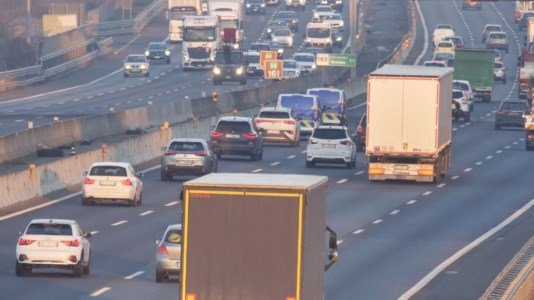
[494,123,501,130]
[161,171,170,182]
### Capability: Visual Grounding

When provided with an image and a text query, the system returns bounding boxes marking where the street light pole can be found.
[26,0,31,45]
[349,0,357,78]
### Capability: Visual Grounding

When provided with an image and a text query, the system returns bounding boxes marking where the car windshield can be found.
[316,7,332,12]
[274,29,290,36]
[501,102,527,111]
[294,55,315,62]
[325,15,341,20]
[215,51,243,64]
[489,33,506,39]
[183,27,216,41]
[89,166,127,176]
[247,55,260,63]
[169,7,197,20]
[307,28,330,38]
[437,42,451,47]
[168,141,204,152]
[279,96,315,114]
[126,56,146,62]
[277,12,296,19]
[312,128,347,139]
[148,43,167,50]
[452,91,464,99]
[437,24,452,29]
[164,229,182,244]
[453,82,468,90]
[248,0,263,3]
[486,26,501,31]
[250,44,269,51]
[284,61,297,68]
[26,223,73,235]
[494,62,503,68]
[308,90,341,110]
[258,111,290,119]
[216,121,252,133]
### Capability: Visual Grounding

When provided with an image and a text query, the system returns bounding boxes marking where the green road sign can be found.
[316,53,356,67]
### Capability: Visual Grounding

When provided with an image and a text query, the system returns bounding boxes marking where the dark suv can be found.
[495,100,530,130]
[145,42,171,64]
[213,47,247,85]
[210,116,264,160]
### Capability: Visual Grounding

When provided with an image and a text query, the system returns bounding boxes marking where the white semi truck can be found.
[209,0,244,48]
[366,65,453,183]
[167,0,202,43]
[182,15,219,70]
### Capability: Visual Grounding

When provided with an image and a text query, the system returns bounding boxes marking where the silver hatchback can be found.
[155,224,182,282]
[160,138,217,181]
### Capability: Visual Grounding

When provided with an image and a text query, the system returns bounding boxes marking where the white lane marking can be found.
[437,183,446,188]
[337,240,344,245]
[97,93,104,96]
[90,231,99,236]
[87,96,94,99]
[251,169,263,173]
[475,162,482,166]
[464,168,472,172]
[372,219,383,224]
[390,210,400,215]
[90,287,111,297]
[73,98,80,102]
[355,171,365,175]
[111,220,128,226]
[513,142,518,145]
[399,198,534,299]
[336,179,348,184]
[119,88,126,91]
[496,150,502,154]
[108,90,115,93]
[125,271,144,280]
[353,229,364,235]
[452,175,460,180]
[413,0,428,65]
[139,210,154,216]
[505,145,511,149]
[486,156,493,159]
[165,201,179,207]
[423,191,432,196]
[407,200,417,205]
[58,101,65,104]
[14,119,24,123]
[270,161,280,166]
[114,34,143,55]
[301,150,306,153]
[287,155,296,159]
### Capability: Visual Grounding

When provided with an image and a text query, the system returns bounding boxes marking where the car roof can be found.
[166,224,183,230]
[127,54,145,58]
[316,125,347,130]
[90,161,131,168]
[484,24,501,28]
[170,138,206,143]
[307,87,342,93]
[453,79,470,85]
[246,50,260,56]
[260,107,291,112]
[488,31,506,35]
[30,219,76,225]
[218,116,252,122]
[148,42,166,46]
[294,52,315,56]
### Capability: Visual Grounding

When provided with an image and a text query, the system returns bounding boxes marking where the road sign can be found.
[316,53,356,67]
[264,60,283,80]
[260,50,278,68]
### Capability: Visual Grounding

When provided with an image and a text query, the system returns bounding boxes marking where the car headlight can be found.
[321,0,327,3]
[165,50,170,56]
[267,28,272,33]
[292,20,296,23]
[336,0,342,3]
[124,64,132,69]
[236,66,243,75]
[184,54,189,61]
[278,48,284,53]
[213,67,221,75]
[336,36,342,41]
[312,64,316,69]
[314,13,319,18]
[305,38,311,43]
[145,51,150,56]
[140,64,147,69]
[246,3,250,7]
[261,3,265,7]
[233,43,239,49]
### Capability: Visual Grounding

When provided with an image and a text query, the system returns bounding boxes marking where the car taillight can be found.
[211,131,224,138]
[255,119,265,124]
[194,151,207,157]
[121,179,133,186]
[462,98,468,105]
[61,239,80,247]
[496,111,505,116]
[164,151,177,156]
[18,238,35,246]
[242,132,257,139]
[340,140,352,146]
[283,120,295,125]
[308,139,318,145]
[158,243,169,255]
[357,124,363,133]
[84,178,95,185]
[528,134,534,139]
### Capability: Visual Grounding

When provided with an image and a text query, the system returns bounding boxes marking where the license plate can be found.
[225,76,232,79]
[177,160,194,166]
[100,181,116,186]
[394,165,408,170]
[322,144,336,148]
[226,134,240,138]
[38,241,58,247]
[267,130,280,134]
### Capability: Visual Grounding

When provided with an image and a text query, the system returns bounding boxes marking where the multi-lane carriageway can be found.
[0,0,534,299]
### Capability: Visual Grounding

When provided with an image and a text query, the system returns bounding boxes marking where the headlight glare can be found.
[213,67,221,75]
[145,51,150,56]
[236,67,243,75]
[165,50,170,56]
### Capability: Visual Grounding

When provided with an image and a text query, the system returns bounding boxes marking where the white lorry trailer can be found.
[209,0,244,48]
[182,15,219,70]
[168,0,202,42]
[366,65,453,183]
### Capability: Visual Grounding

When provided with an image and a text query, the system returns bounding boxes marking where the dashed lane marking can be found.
[125,271,144,280]
[90,231,99,236]
[423,191,432,196]
[165,201,179,207]
[287,155,296,159]
[336,179,348,184]
[390,210,400,215]
[355,171,365,175]
[352,229,364,235]
[464,168,472,172]
[337,240,344,245]
[486,156,493,159]
[496,150,502,154]
[407,200,417,205]
[111,220,128,226]
[475,162,482,165]
[270,162,280,166]
[252,169,263,173]
[90,287,111,297]
[437,183,446,188]
[452,175,460,180]
[139,210,154,216]
[372,219,383,224]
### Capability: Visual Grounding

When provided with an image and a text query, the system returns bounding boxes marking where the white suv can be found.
[306,125,356,168]
[254,107,300,147]
[16,219,92,277]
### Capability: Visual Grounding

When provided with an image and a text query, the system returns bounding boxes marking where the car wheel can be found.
[73,257,83,277]
[160,171,170,182]
[213,160,218,172]
[83,252,91,275]
[345,161,352,169]
[81,196,90,206]
[156,270,164,283]
[216,153,222,159]
[494,123,501,130]
[129,197,137,207]
[15,261,27,276]
[138,192,143,205]
[167,59,171,64]
[145,72,150,77]
[250,151,259,161]
[454,113,459,121]
[503,78,507,84]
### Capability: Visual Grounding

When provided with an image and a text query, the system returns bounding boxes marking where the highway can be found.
[1,0,534,299]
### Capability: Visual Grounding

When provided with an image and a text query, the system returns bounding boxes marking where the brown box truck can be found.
[180,173,338,300]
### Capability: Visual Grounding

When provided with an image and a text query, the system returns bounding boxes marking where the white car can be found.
[246,51,264,78]
[254,107,300,146]
[16,219,92,277]
[123,54,150,77]
[452,89,470,122]
[453,79,474,111]
[82,162,144,206]
[283,59,301,79]
[313,5,334,21]
[272,28,294,48]
[306,125,356,168]
[323,14,344,30]
[293,52,317,73]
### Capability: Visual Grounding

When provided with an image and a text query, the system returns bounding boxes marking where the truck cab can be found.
[305,22,332,53]
[168,0,202,43]
[277,94,320,138]
[213,46,247,85]
[306,88,347,125]
[182,15,219,70]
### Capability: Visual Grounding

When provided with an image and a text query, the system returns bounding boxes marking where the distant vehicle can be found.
[266,20,289,39]
[82,162,144,206]
[167,0,202,42]
[306,125,356,168]
[432,24,455,46]
[282,59,301,79]
[265,41,285,58]
[462,0,481,10]
[123,54,150,77]
[293,52,317,73]
[518,12,534,31]
[481,24,502,43]
[145,42,171,64]
[16,219,92,277]
[272,28,294,48]
[452,89,470,122]
[285,0,306,10]
[453,79,475,111]
[182,15,219,70]
[312,5,334,21]
[249,42,283,59]
[245,51,264,77]
[432,52,454,63]
[332,29,343,47]
[353,113,366,152]
[434,41,455,54]
[454,48,494,102]
[245,0,266,14]
[323,14,344,30]
[307,87,347,125]
[321,0,343,11]
[494,49,503,61]
[265,0,279,5]
[210,116,264,160]
[494,61,507,83]
[305,22,332,52]
[444,36,464,48]
[485,31,509,53]
[254,107,300,147]
[423,60,446,67]
[275,10,299,32]
[495,100,531,130]
[160,138,217,181]
[155,224,182,282]
[304,46,326,57]
[212,47,247,85]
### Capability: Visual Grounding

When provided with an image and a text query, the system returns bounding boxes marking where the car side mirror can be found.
[136,172,144,178]
[210,125,215,131]
[84,232,92,238]
[252,114,257,119]
[83,171,88,176]
[161,146,167,151]
[18,232,22,236]
[154,238,161,245]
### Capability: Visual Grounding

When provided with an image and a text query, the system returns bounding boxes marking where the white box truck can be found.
[168,0,202,42]
[209,0,244,48]
[366,65,453,183]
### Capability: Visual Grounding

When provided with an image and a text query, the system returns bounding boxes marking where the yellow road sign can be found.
[264,60,283,80]
[260,50,278,68]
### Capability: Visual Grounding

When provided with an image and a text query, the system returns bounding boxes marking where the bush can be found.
[5,37,36,69]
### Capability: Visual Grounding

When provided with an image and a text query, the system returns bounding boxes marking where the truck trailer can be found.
[366,64,453,183]
[168,0,202,42]
[180,173,338,300]
[453,48,494,102]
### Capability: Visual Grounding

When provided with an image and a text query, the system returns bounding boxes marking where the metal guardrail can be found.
[40,38,96,62]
